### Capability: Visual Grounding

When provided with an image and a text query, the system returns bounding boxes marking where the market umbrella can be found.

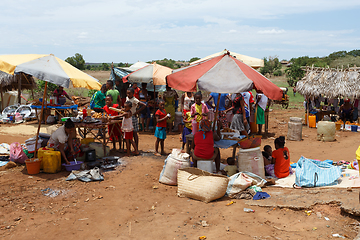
[0,54,101,89]
[123,62,172,93]
[167,52,282,130]
[120,61,150,72]
[190,49,264,69]
[0,54,101,156]
[167,53,282,100]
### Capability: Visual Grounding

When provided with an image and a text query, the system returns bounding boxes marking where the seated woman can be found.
[47,119,80,164]
[339,99,354,123]
[264,136,291,178]
[191,119,221,172]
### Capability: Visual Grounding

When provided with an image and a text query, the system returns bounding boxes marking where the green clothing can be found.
[93,91,106,109]
[106,89,120,104]
[256,106,265,125]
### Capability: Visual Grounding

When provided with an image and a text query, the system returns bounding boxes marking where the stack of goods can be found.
[220,128,241,141]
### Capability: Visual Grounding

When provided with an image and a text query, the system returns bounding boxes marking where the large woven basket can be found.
[177,167,229,203]
[238,135,261,149]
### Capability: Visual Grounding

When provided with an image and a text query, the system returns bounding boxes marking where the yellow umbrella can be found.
[0,54,101,90]
[0,54,101,157]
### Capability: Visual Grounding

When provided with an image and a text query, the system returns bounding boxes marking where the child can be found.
[140,95,151,132]
[126,88,146,150]
[119,101,139,156]
[154,99,169,156]
[182,101,194,149]
[264,136,291,178]
[223,157,238,177]
[103,95,122,150]
[190,91,209,133]
[262,145,273,167]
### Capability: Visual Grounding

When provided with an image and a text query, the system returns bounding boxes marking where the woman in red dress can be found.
[103,95,122,150]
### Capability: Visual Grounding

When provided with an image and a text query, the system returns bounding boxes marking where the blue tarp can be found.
[30,104,78,110]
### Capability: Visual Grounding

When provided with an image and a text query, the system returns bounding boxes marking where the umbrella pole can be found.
[212,95,221,131]
[0,86,3,112]
[18,74,21,105]
[34,82,47,158]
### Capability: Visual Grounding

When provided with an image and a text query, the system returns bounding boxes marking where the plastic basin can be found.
[62,161,83,171]
[25,158,41,174]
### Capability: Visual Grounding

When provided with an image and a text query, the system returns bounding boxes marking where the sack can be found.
[10,142,28,164]
[226,171,267,197]
[295,156,342,187]
[159,149,190,185]
[25,137,42,153]
[177,167,229,203]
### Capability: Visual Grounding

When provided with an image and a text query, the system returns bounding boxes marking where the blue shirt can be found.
[210,93,227,111]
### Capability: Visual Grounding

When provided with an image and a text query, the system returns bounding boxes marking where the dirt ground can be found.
[1,108,360,240]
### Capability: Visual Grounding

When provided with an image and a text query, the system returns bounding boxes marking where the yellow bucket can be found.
[43,151,61,173]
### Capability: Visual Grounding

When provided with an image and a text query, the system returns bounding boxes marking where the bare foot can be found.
[154,152,161,156]
[132,151,140,156]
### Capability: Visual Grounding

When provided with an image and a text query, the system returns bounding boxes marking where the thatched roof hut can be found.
[296,66,360,99]
[0,71,36,91]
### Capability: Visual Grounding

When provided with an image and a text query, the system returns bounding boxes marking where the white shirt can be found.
[47,125,68,150]
[126,96,140,115]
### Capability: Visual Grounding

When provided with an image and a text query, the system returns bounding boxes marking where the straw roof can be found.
[0,71,36,92]
[296,66,360,99]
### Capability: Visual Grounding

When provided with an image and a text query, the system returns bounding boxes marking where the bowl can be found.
[62,161,83,171]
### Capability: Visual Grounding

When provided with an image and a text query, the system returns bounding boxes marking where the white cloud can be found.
[258,29,286,34]
[0,0,359,62]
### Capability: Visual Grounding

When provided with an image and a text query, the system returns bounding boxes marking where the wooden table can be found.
[185,134,239,158]
[75,119,122,156]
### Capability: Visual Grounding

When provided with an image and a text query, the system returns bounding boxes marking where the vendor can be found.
[91,84,107,109]
[53,86,72,105]
[339,99,354,123]
[47,119,80,164]
[191,119,221,173]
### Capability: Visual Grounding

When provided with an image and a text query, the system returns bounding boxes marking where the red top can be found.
[194,131,214,159]
[103,104,119,116]
[272,147,290,178]
[155,109,167,128]
[134,87,140,100]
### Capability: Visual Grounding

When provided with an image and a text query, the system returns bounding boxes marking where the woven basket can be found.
[177,167,229,203]
[238,135,261,149]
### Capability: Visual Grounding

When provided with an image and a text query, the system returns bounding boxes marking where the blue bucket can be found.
[351,125,358,132]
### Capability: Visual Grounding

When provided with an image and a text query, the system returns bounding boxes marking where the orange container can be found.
[308,115,316,128]
[335,122,342,131]
[25,158,41,175]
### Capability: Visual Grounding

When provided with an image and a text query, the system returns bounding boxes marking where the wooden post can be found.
[34,82,47,158]
[212,94,221,131]
[0,85,3,112]
[18,74,21,105]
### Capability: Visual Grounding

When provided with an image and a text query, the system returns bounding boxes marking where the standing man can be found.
[255,92,268,136]
[115,78,129,107]
[126,88,146,150]
[106,80,121,105]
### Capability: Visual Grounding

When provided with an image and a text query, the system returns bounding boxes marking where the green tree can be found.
[189,57,200,63]
[35,80,58,97]
[65,53,86,70]
[260,56,281,77]
[285,64,304,87]
[101,63,110,71]
[328,51,347,60]
[348,49,360,57]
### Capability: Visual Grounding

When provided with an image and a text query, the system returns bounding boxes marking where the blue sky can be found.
[1,0,359,63]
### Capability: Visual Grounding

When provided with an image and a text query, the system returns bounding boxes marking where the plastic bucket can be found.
[197,160,213,173]
[25,158,41,175]
[351,125,358,132]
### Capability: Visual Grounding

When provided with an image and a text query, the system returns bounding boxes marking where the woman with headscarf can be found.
[191,119,221,172]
